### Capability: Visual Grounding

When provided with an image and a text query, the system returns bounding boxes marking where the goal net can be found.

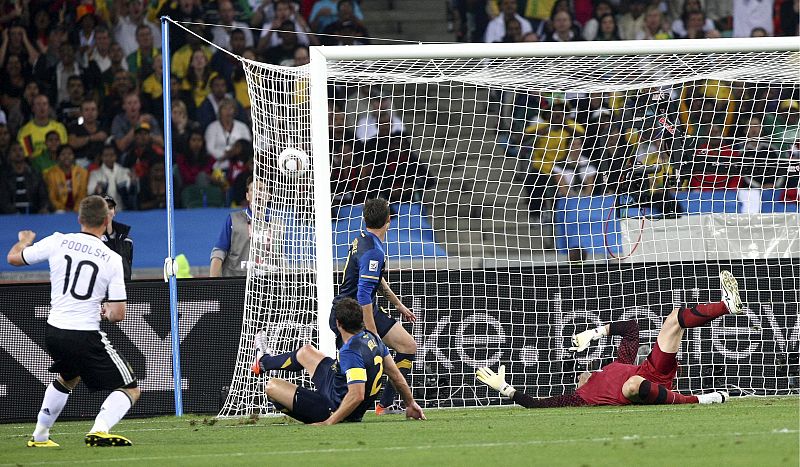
[219,38,800,417]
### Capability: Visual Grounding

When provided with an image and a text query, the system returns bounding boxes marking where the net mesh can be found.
[220,45,800,417]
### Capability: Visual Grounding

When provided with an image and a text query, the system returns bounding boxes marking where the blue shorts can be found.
[288,357,339,424]
[330,304,397,346]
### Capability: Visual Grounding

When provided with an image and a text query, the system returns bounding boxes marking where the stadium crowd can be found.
[0,0,797,217]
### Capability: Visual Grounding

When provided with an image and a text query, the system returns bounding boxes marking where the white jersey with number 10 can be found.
[21,232,127,331]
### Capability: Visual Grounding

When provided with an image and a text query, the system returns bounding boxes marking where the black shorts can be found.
[45,324,137,392]
[330,304,397,347]
[288,357,338,424]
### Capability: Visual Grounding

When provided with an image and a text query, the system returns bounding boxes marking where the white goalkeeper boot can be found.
[697,391,729,404]
[251,331,270,375]
[720,271,743,315]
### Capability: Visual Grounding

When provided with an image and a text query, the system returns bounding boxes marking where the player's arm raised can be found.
[380,278,416,323]
[7,230,36,266]
[383,354,426,420]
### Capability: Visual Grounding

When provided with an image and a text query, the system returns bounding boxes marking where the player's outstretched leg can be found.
[623,376,728,405]
[251,330,304,375]
[677,270,743,329]
[85,386,140,447]
[27,376,78,447]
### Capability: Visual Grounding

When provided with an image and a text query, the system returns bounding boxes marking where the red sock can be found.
[637,380,699,404]
[677,302,728,329]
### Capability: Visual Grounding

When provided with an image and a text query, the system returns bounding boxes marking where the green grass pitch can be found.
[1,397,797,466]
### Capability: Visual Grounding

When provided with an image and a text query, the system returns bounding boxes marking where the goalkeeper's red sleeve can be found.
[610,320,640,365]
[512,392,588,408]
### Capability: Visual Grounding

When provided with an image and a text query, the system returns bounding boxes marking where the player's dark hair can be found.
[335,298,364,334]
[79,195,109,228]
[363,198,390,229]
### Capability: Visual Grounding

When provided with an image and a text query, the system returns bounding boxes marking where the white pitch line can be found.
[1,429,796,466]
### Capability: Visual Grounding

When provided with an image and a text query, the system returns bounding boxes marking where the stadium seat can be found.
[761,189,799,213]
[674,190,739,215]
[554,196,621,256]
[181,185,226,208]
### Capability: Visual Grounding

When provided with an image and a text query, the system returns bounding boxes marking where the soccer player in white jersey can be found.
[7,195,139,447]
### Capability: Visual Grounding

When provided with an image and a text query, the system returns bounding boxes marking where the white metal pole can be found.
[309,47,335,357]
[314,36,800,61]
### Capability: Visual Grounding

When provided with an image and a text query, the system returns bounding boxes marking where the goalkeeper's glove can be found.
[569,326,607,352]
[476,365,516,398]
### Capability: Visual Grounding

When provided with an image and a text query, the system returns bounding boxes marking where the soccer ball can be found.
[277,147,310,175]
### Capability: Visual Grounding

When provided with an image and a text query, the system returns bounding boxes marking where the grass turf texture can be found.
[0,397,796,466]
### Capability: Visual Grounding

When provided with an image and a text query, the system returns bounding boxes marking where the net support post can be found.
[160,16,183,417]
[309,47,335,357]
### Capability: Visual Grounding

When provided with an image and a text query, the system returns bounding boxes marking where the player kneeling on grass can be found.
[252,298,426,425]
[477,271,743,408]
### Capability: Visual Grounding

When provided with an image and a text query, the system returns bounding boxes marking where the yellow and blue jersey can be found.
[334,230,386,306]
[333,330,390,421]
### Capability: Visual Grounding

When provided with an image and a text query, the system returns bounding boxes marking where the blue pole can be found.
[160,16,183,417]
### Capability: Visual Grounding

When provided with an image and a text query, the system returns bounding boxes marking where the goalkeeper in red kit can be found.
[477,270,743,407]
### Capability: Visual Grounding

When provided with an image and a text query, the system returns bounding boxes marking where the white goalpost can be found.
[219,37,800,417]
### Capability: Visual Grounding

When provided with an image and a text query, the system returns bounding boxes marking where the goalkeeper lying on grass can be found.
[477,271,743,408]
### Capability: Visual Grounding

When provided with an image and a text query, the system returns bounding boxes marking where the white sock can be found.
[32,381,71,442]
[90,390,133,433]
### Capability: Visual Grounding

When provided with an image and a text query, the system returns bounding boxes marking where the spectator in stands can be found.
[0,25,40,69]
[197,76,241,129]
[170,100,200,154]
[88,144,136,210]
[102,70,136,127]
[101,194,134,280]
[38,43,83,107]
[734,115,779,188]
[113,0,161,56]
[775,0,799,36]
[768,99,800,155]
[500,18,525,42]
[68,98,110,168]
[100,44,130,99]
[111,92,162,157]
[321,0,369,45]
[523,100,586,216]
[0,123,11,159]
[205,98,252,171]
[211,28,249,86]
[17,94,67,159]
[258,0,313,50]
[137,159,167,210]
[57,76,85,130]
[123,121,163,180]
[83,26,115,73]
[30,130,61,174]
[355,96,404,142]
[452,0,490,42]
[733,0,774,37]
[141,52,164,116]
[212,0,254,50]
[29,8,52,56]
[126,24,159,81]
[231,48,255,117]
[552,137,597,197]
[484,0,532,43]
[544,10,581,41]
[330,140,357,207]
[43,144,89,212]
[310,0,364,32]
[750,26,769,37]
[170,24,213,80]
[672,0,719,38]
[226,138,254,189]
[293,45,310,66]
[0,141,50,214]
[594,13,621,40]
[690,124,741,190]
[386,137,435,203]
[156,0,204,52]
[617,0,647,40]
[636,5,673,40]
[0,53,29,133]
[263,20,301,65]
[176,129,216,188]
[72,4,99,57]
[182,48,218,109]
[582,0,613,41]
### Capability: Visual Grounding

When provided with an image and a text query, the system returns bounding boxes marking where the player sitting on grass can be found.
[252,298,426,424]
[477,270,743,407]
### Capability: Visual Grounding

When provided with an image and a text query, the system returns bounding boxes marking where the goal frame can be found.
[308,37,800,357]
